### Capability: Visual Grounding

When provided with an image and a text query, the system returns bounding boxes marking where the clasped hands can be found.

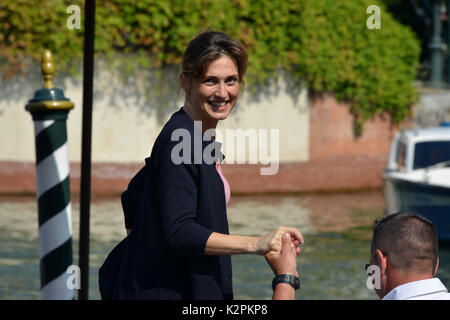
[260,226,302,277]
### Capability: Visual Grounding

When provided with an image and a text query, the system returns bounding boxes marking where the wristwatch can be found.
[272,274,300,291]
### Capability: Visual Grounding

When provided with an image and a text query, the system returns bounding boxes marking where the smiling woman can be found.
[98,31,303,300]
[180,31,247,131]
[182,55,240,130]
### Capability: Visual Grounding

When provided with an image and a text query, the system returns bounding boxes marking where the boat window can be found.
[397,142,406,171]
[413,141,450,169]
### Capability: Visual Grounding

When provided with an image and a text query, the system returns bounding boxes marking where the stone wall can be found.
[4,63,444,195]
[0,65,310,195]
[413,88,450,127]
[0,86,406,195]
[222,92,400,194]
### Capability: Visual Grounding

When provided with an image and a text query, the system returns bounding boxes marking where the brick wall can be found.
[0,92,403,195]
[309,92,397,160]
[223,92,402,193]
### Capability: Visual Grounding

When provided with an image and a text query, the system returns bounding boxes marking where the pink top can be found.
[216,162,231,205]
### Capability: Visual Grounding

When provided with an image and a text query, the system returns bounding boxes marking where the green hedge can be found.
[293,0,420,132]
[0,0,420,132]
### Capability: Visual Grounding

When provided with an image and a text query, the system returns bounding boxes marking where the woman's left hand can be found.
[256,226,303,255]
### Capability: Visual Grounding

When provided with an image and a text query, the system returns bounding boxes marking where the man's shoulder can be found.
[384,278,450,300]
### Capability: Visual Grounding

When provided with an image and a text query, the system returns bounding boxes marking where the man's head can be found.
[369,212,439,298]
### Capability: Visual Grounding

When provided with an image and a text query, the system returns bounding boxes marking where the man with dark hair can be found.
[368,211,450,300]
[265,211,450,300]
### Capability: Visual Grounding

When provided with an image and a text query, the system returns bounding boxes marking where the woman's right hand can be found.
[256,226,303,255]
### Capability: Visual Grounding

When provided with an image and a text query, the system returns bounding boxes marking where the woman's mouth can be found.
[208,100,230,110]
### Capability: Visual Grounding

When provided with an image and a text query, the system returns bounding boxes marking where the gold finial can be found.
[41,50,55,89]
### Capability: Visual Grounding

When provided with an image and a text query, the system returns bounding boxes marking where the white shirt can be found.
[383,278,450,300]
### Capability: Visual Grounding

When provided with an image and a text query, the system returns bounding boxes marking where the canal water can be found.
[1,190,450,300]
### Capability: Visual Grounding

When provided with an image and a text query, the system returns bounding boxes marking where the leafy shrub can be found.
[0,0,420,131]
[291,0,420,132]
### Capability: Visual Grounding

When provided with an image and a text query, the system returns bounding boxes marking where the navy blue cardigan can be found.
[99,108,233,300]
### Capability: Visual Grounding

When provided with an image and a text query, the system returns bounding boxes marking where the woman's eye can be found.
[226,77,238,84]
[203,78,216,85]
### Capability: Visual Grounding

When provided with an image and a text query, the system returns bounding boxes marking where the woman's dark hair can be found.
[181,31,248,86]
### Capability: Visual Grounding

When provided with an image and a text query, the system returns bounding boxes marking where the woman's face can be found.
[184,55,240,127]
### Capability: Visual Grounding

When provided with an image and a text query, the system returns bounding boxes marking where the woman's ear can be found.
[180,73,190,95]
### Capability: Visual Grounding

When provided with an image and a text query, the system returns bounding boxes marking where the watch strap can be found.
[272,274,300,291]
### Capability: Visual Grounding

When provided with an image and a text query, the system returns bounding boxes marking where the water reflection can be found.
[1,191,449,300]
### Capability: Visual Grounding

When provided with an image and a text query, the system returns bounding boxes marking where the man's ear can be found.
[375,249,388,276]
[433,257,439,277]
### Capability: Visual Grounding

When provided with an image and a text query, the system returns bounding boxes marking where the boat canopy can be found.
[387,126,450,173]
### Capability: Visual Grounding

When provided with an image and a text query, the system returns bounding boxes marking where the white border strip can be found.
[38,203,72,259]
[34,120,55,137]
[41,271,75,300]
[36,142,70,199]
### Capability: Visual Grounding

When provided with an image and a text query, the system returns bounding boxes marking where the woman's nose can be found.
[215,83,228,99]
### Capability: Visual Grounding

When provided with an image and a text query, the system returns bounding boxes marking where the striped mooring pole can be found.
[25,50,75,299]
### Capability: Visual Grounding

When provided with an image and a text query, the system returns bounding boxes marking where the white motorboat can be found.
[383,123,450,242]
